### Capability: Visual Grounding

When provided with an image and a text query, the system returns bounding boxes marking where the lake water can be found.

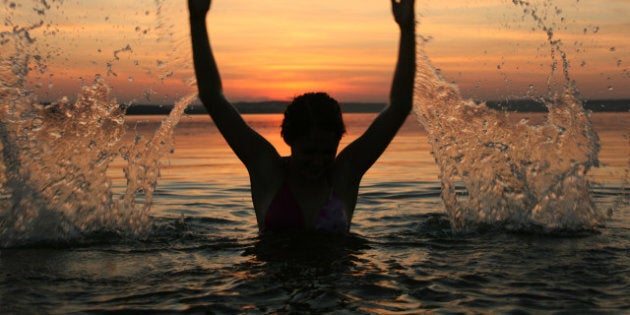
[1,112,628,314]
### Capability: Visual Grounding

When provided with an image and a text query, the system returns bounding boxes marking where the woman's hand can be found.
[391,0,415,28]
[188,0,211,18]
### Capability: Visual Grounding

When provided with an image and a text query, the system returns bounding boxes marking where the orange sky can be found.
[3,0,629,104]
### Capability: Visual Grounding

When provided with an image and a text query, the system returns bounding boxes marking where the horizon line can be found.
[121,99,630,115]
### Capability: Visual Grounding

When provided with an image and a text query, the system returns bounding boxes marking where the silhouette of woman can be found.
[188,0,416,233]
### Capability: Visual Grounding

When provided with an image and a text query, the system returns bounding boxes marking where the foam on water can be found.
[413,0,605,232]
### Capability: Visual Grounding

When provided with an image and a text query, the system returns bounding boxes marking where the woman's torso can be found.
[249,157,359,233]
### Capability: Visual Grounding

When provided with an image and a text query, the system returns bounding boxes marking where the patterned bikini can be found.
[262,180,348,233]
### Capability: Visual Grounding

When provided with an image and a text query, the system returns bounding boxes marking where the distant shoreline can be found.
[120,99,630,115]
[124,101,389,115]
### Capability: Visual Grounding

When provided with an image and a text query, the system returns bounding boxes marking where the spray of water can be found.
[0,0,194,246]
[414,0,605,232]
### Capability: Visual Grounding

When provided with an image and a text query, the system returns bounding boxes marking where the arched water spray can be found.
[0,0,195,246]
[413,0,604,232]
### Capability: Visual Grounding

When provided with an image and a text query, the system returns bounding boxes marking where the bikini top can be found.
[262,179,348,233]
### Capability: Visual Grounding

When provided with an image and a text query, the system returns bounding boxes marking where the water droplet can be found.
[128,77,134,82]
[32,117,44,130]
[607,86,614,91]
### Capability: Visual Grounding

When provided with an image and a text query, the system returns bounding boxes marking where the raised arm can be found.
[188,0,279,169]
[337,0,416,181]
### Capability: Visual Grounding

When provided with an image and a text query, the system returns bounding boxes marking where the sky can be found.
[2,0,629,104]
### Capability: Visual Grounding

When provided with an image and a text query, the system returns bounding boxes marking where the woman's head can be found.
[281,92,346,147]
[281,92,346,180]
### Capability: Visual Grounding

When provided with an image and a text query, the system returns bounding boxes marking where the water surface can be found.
[1,113,628,314]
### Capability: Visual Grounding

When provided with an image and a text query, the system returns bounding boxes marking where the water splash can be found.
[414,0,604,232]
[0,1,194,247]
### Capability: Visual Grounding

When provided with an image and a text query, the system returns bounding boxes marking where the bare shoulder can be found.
[248,156,287,222]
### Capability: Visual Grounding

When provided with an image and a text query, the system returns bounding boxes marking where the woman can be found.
[188,0,416,233]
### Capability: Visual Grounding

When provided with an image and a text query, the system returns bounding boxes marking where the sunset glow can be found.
[4,0,628,104]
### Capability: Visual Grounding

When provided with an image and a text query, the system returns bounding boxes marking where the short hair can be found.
[281,92,346,146]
